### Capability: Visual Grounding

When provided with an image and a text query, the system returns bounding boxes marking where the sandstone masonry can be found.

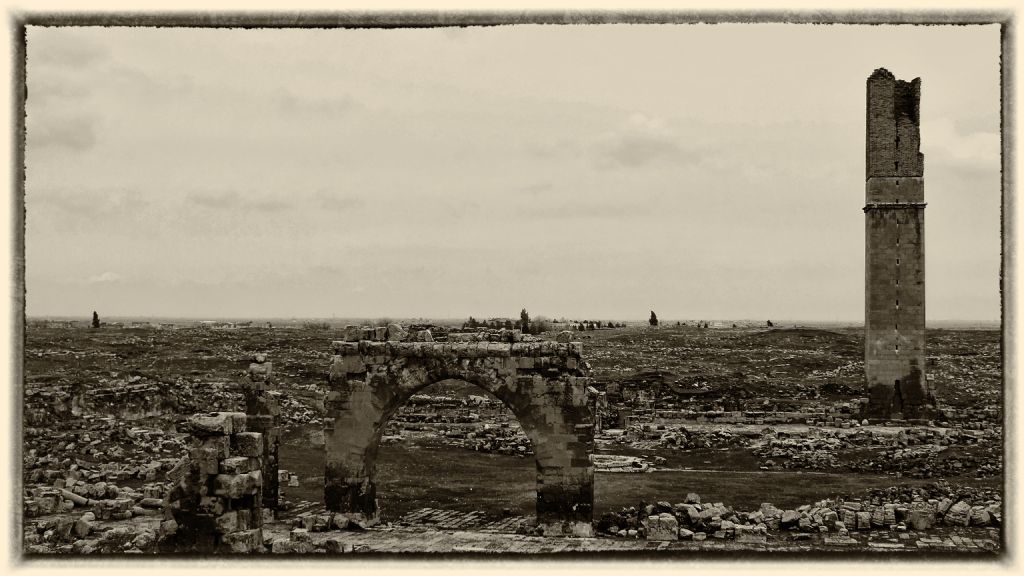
[864,68,934,420]
[323,331,596,537]
[242,353,281,514]
[158,412,265,553]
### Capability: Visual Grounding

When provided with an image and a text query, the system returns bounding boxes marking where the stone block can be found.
[331,354,366,378]
[780,510,800,528]
[970,507,991,527]
[645,514,679,541]
[856,511,872,530]
[324,539,353,553]
[73,515,94,538]
[197,496,225,516]
[215,511,238,534]
[187,413,234,436]
[237,509,252,530]
[386,323,406,341]
[330,514,350,530]
[907,509,934,531]
[944,501,971,527]
[221,456,253,475]
[232,432,264,457]
[213,474,256,499]
[222,529,263,553]
[248,362,272,382]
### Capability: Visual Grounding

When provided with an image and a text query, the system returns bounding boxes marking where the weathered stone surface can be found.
[232,432,263,458]
[856,511,872,530]
[187,413,236,436]
[215,511,238,534]
[780,510,800,528]
[645,513,679,541]
[323,339,593,537]
[220,456,253,475]
[386,323,407,341]
[944,501,971,527]
[970,507,991,527]
[222,529,263,553]
[907,509,934,531]
[864,69,932,421]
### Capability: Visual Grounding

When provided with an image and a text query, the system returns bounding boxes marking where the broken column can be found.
[242,353,281,517]
[159,412,264,553]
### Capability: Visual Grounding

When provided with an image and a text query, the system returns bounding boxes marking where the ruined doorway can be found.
[373,379,539,522]
[323,338,595,537]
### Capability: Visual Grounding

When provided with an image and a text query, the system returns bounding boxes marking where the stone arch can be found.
[323,339,595,537]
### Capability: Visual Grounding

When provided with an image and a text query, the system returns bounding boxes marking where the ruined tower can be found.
[863,68,933,420]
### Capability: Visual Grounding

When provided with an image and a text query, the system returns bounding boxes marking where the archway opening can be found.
[372,378,538,527]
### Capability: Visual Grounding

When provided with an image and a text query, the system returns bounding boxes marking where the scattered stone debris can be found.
[22,323,1001,555]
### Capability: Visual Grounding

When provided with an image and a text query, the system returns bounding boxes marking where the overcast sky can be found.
[24,23,1001,322]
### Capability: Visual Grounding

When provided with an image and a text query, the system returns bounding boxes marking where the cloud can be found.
[248,198,291,212]
[925,117,1000,171]
[27,115,96,151]
[315,190,366,211]
[31,187,147,216]
[516,199,647,220]
[516,183,553,196]
[188,191,292,212]
[29,29,109,68]
[190,191,240,209]
[277,89,357,116]
[27,75,90,106]
[594,113,702,169]
[88,272,123,284]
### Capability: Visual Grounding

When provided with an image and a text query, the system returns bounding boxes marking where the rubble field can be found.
[21,323,1003,554]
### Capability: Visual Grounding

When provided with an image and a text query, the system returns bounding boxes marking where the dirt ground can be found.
[20,321,1004,554]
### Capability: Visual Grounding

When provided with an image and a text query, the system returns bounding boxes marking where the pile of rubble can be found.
[592,454,656,473]
[598,424,754,451]
[594,483,1001,541]
[23,418,187,486]
[750,426,1002,477]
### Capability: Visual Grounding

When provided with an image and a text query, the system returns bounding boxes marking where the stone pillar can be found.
[532,376,595,537]
[863,67,934,421]
[323,346,380,526]
[243,353,281,515]
[159,412,264,553]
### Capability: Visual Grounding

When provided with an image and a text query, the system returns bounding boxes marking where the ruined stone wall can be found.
[323,338,595,537]
[158,412,265,553]
[864,68,933,420]
[242,354,281,514]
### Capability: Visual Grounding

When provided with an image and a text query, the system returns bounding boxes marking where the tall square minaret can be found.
[863,68,934,420]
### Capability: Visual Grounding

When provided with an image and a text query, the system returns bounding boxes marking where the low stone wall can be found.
[158,412,265,553]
